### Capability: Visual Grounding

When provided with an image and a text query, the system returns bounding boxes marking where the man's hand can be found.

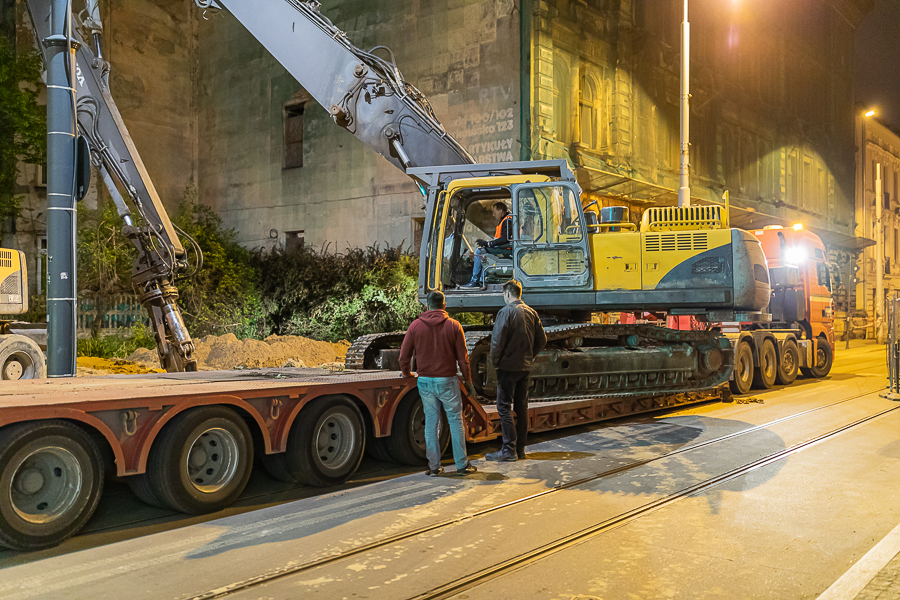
[475,239,488,247]
[402,370,414,378]
[465,381,478,399]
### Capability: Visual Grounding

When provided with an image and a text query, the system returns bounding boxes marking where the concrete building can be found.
[7,0,874,304]
[855,113,900,337]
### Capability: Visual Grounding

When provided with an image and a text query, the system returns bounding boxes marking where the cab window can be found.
[816,261,831,292]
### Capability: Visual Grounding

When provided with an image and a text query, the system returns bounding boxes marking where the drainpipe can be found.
[877,163,885,344]
[678,0,691,208]
[44,0,78,377]
[519,0,532,161]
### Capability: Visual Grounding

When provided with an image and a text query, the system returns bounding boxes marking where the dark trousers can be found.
[496,369,530,454]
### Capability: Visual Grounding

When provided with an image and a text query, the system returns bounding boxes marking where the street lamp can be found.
[861,108,876,342]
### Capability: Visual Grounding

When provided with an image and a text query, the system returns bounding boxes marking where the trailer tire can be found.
[133,406,253,514]
[802,338,833,379]
[364,423,395,463]
[752,339,777,390]
[0,335,45,380]
[291,396,366,486]
[729,342,754,395]
[385,391,450,466]
[0,420,103,551]
[776,340,800,385]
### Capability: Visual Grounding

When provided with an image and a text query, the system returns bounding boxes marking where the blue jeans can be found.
[417,376,469,470]
[468,246,510,285]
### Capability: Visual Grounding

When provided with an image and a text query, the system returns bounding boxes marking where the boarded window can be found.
[284,103,305,169]
[285,230,305,253]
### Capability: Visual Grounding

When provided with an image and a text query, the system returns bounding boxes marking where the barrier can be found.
[883,294,900,400]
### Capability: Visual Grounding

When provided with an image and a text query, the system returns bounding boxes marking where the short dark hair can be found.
[503,279,522,298]
[427,290,446,310]
[493,202,509,214]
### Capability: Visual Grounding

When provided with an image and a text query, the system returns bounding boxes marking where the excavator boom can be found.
[203,0,474,172]
[25,0,199,372]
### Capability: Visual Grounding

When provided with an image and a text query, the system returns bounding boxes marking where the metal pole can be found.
[44,0,78,377]
[678,0,691,208]
[861,116,868,329]
[877,162,885,344]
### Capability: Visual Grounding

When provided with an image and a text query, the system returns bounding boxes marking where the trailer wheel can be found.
[752,339,777,390]
[276,396,365,487]
[132,406,253,514]
[776,340,800,385]
[802,338,833,379]
[385,391,450,466]
[0,420,103,551]
[0,335,45,380]
[729,342,754,395]
[364,419,395,463]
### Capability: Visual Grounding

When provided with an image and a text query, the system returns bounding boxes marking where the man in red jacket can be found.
[400,291,478,476]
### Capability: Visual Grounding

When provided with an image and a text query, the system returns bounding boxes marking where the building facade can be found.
[9,0,873,306]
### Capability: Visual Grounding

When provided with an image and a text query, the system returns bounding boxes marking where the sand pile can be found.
[77,357,165,377]
[128,333,351,371]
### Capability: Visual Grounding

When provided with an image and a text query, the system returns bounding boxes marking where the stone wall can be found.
[196,0,521,252]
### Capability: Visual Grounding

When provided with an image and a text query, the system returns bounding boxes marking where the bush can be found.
[77,324,157,359]
[254,244,424,342]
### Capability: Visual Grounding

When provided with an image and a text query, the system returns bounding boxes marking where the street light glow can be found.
[865,110,876,118]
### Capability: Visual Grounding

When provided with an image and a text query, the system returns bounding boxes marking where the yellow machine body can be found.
[0,249,28,315]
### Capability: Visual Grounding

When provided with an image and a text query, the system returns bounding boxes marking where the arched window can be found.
[553,60,572,145]
[579,74,597,148]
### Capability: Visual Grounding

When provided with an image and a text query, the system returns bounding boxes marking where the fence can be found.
[78,295,149,331]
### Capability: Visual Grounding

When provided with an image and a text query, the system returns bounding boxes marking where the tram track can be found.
[184,383,889,600]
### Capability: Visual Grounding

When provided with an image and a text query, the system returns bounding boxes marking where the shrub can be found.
[76,324,157,359]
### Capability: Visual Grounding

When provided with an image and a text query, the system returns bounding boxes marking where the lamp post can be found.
[861,109,875,339]
[678,0,691,208]
[876,163,885,344]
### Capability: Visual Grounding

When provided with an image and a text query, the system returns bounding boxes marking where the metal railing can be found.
[884,293,900,399]
[78,295,149,331]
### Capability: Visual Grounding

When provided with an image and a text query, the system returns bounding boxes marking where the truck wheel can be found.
[776,340,800,385]
[802,338,834,379]
[385,391,450,466]
[364,419,395,463]
[0,335,45,380]
[131,406,253,514]
[729,342,754,395]
[0,421,103,551]
[752,339,777,390]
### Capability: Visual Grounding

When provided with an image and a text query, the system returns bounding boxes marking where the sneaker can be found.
[485,451,517,462]
[454,463,478,475]
[425,467,444,476]
[459,281,482,289]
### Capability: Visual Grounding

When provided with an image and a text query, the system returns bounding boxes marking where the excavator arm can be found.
[197,0,474,174]
[25,0,199,372]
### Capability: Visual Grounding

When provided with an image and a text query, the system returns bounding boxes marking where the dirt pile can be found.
[127,333,351,371]
[77,357,165,377]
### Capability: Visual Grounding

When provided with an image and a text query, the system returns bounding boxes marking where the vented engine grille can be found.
[645,232,709,252]
[0,272,19,294]
[0,250,11,269]
[692,257,724,274]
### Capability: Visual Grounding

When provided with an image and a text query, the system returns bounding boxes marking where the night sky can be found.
[854,0,900,129]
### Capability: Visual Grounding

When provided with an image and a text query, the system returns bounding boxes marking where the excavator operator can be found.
[461,202,513,288]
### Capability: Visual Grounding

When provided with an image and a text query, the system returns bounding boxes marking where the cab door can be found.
[511,182,591,289]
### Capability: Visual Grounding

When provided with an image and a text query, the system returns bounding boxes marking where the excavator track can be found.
[346,323,733,403]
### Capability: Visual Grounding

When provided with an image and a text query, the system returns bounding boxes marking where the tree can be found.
[77,199,136,337]
[0,37,46,227]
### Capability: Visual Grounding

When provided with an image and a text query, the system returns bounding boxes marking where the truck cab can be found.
[752,225,835,348]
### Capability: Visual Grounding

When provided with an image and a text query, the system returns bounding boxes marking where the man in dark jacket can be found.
[486,279,547,461]
[399,291,478,476]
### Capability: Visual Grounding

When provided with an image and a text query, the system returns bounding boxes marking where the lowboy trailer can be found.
[0,367,720,551]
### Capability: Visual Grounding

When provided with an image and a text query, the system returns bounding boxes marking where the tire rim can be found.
[185,427,240,493]
[410,401,427,452]
[739,352,752,383]
[816,347,827,369]
[315,411,358,472]
[10,446,83,524]
[763,348,776,378]
[2,352,34,380]
[783,348,797,375]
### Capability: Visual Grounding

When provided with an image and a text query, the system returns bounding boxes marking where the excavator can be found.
[23,0,771,400]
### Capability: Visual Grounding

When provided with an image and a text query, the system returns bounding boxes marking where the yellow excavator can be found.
[346,162,770,401]
[0,249,45,380]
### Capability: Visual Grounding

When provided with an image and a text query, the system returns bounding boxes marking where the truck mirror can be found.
[75,135,91,201]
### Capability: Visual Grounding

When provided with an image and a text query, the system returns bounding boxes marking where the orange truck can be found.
[670,224,835,394]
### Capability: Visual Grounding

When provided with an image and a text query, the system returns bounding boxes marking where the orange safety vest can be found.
[495,214,512,239]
